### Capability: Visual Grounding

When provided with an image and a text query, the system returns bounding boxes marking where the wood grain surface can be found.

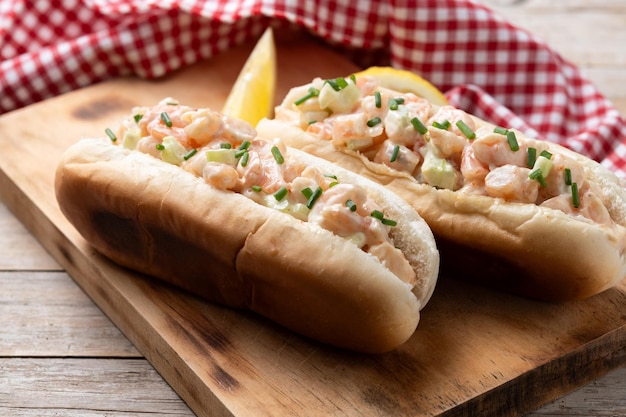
[1,2,626,416]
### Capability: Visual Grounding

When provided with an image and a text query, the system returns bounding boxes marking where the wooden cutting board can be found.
[1,32,625,417]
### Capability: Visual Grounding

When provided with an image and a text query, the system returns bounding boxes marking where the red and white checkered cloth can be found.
[2,0,626,177]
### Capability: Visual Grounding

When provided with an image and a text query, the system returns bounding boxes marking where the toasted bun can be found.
[257,117,626,301]
[55,138,439,353]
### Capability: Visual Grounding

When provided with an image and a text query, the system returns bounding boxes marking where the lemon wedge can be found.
[222,27,277,126]
[354,66,448,106]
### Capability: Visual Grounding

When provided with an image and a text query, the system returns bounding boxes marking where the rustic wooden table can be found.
[1,1,625,416]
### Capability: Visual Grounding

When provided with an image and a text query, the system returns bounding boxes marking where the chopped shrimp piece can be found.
[428,126,467,159]
[472,130,526,168]
[330,113,380,150]
[355,75,380,96]
[136,136,162,158]
[373,140,421,174]
[428,105,476,137]
[460,145,489,182]
[181,109,225,148]
[182,149,208,177]
[540,187,611,224]
[238,139,286,193]
[537,153,586,203]
[218,116,257,145]
[308,184,384,242]
[484,165,539,203]
[368,242,416,285]
[203,162,239,191]
[579,185,612,224]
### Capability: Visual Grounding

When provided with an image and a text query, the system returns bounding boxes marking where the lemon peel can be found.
[222,27,277,126]
[354,66,448,106]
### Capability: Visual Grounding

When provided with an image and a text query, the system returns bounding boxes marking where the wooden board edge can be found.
[0,152,233,417]
[442,326,626,417]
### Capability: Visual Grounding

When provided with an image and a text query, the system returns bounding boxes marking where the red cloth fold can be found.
[2,0,625,177]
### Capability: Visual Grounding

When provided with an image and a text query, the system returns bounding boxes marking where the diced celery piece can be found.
[160,136,187,165]
[206,148,237,165]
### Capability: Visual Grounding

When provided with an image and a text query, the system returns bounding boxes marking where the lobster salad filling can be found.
[275,75,613,225]
[106,98,416,285]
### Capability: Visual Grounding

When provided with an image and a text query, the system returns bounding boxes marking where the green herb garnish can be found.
[411,117,428,134]
[271,145,284,164]
[105,128,117,142]
[160,112,173,127]
[455,120,475,139]
[367,117,382,127]
[274,186,288,201]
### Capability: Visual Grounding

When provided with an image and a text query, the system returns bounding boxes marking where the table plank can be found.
[0,202,60,270]
[0,269,138,357]
[0,358,194,417]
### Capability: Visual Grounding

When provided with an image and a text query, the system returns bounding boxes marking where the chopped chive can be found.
[390,145,400,163]
[306,187,323,209]
[238,140,251,150]
[387,97,404,110]
[432,119,451,130]
[133,114,143,123]
[325,79,339,91]
[529,168,547,187]
[325,77,349,91]
[494,126,508,135]
[105,128,117,142]
[294,87,320,106]
[183,148,197,160]
[349,74,356,83]
[382,218,398,226]
[367,116,382,127]
[301,187,313,199]
[251,185,262,192]
[455,120,476,139]
[506,130,519,152]
[374,91,382,108]
[220,142,232,149]
[345,199,358,212]
[160,112,173,127]
[271,145,284,164]
[324,174,339,187]
[240,151,249,167]
[411,117,428,134]
[528,168,542,180]
[564,168,572,186]
[571,182,580,208]
[370,210,384,220]
[527,147,537,168]
[165,101,178,106]
[155,143,165,151]
[235,149,247,158]
[540,150,553,159]
[274,186,288,201]
[370,210,397,226]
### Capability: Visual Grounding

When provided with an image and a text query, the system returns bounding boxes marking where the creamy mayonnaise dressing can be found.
[109,98,415,284]
[276,76,612,225]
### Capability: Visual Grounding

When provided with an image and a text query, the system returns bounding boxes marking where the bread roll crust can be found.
[55,138,439,353]
[257,118,626,301]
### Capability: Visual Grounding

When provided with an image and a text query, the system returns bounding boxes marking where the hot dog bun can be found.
[55,135,439,353]
[259,73,626,301]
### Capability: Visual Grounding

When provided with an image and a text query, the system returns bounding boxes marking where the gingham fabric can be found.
[2,0,626,177]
